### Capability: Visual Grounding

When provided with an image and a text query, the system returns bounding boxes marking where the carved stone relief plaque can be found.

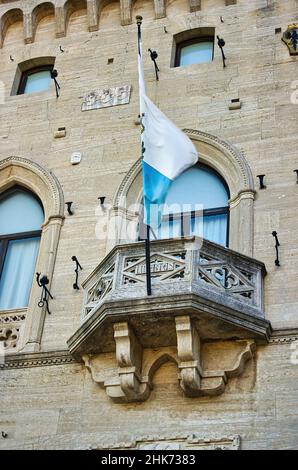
[81,85,131,111]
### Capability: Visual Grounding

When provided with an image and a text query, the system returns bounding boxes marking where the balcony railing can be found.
[83,237,265,317]
[69,237,271,361]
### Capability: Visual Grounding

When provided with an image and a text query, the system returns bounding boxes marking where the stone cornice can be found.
[0,350,75,370]
[269,329,298,344]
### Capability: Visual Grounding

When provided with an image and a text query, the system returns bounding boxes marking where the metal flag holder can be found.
[36,273,53,314]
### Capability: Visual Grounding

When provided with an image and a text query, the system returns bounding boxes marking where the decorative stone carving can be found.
[0,310,26,352]
[282,24,298,56]
[0,350,74,370]
[122,251,186,285]
[0,327,20,350]
[82,316,256,403]
[92,433,241,450]
[198,252,256,303]
[84,263,115,317]
[81,86,131,112]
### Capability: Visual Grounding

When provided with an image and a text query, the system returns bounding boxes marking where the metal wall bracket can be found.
[272,231,280,267]
[36,273,53,314]
[72,256,83,290]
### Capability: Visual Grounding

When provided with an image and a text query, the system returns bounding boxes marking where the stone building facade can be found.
[0,0,298,450]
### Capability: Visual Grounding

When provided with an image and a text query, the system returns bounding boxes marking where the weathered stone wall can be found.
[0,0,298,449]
[0,337,298,450]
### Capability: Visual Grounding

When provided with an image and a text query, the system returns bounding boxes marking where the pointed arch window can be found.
[142,164,230,247]
[0,187,44,310]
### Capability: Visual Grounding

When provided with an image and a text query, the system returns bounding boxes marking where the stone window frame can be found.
[171,27,215,68]
[111,129,255,258]
[0,156,64,353]
[11,56,55,97]
[16,63,54,95]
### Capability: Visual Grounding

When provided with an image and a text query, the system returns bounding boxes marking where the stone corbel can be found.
[55,7,66,38]
[175,316,202,396]
[83,322,151,403]
[87,0,99,32]
[83,316,256,403]
[154,0,166,20]
[24,13,34,44]
[188,0,201,12]
[120,0,132,26]
[113,322,146,401]
[176,315,256,397]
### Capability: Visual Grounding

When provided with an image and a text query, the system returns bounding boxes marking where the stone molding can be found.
[0,350,75,370]
[112,129,255,256]
[0,156,65,353]
[0,0,239,47]
[114,129,254,207]
[0,156,64,218]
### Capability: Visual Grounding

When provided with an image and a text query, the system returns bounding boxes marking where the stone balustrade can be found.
[68,236,271,361]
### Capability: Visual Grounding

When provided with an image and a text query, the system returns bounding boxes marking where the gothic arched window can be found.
[0,187,44,310]
[155,164,230,246]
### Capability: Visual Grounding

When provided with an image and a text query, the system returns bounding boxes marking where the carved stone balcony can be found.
[68,237,272,403]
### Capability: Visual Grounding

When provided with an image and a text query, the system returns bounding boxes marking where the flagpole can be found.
[145,225,152,296]
[137,15,152,296]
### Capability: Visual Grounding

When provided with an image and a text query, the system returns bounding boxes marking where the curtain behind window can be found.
[0,237,40,310]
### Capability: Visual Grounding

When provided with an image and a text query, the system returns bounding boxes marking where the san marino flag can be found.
[138,23,199,229]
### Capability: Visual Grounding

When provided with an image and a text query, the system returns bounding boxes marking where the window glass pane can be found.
[147,165,229,246]
[157,213,228,246]
[24,70,52,94]
[0,237,40,309]
[0,190,44,236]
[192,214,228,246]
[158,218,181,240]
[180,42,213,66]
[164,166,229,214]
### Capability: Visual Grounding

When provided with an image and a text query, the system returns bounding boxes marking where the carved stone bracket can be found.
[176,316,255,397]
[83,316,256,403]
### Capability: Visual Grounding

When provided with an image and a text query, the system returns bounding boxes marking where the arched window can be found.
[175,38,214,67]
[17,65,53,95]
[0,187,44,310]
[153,164,230,246]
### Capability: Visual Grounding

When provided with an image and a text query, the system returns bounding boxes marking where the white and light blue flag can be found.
[138,28,199,229]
